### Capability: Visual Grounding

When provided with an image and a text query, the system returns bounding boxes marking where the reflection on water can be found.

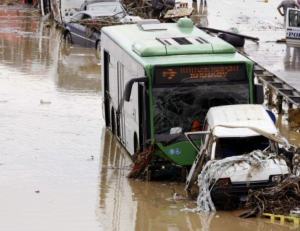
[57,44,101,92]
[0,5,102,231]
[0,5,101,93]
[97,130,136,231]
[191,0,208,27]
[284,46,300,72]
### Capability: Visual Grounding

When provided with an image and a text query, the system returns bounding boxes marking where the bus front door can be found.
[117,62,126,144]
[104,51,110,127]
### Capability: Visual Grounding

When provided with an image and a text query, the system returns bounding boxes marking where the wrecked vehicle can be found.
[63,1,141,49]
[50,0,87,24]
[185,104,290,210]
[101,18,265,180]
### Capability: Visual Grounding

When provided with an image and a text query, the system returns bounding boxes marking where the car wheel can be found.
[64,31,72,44]
[62,31,72,55]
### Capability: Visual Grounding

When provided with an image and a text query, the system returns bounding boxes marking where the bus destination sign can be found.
[154,64,247,85]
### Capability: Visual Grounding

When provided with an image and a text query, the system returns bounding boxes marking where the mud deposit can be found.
[0,2,298,231]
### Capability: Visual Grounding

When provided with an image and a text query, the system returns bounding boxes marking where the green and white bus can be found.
[101,18,260,166]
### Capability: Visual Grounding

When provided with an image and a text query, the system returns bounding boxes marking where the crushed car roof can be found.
[206,104,278,137]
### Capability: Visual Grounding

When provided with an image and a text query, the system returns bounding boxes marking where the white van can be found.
[185,105,290,200]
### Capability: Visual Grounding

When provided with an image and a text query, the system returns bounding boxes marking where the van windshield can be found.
[153,82,249,135]
[215,136,269,159]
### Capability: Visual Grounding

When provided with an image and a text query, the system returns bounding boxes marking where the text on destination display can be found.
[154,64,247,85]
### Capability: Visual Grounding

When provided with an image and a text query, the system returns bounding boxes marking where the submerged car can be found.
[63,1,141,50]
[185,104,290,204]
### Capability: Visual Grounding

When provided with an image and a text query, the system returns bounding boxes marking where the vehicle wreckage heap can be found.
[64,0,300,222]
[78,0,189,31]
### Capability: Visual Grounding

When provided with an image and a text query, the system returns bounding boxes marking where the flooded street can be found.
[0,1,299,231]
[0,5,102,230]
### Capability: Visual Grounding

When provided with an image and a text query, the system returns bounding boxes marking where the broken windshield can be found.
[215,136,269,159]
[153,82,249,136]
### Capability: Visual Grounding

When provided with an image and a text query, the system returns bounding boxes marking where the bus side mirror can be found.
[255,84,264,104]
[124,77,147,101]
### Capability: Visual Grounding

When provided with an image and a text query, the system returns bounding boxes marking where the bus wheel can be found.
[111,108,116,134]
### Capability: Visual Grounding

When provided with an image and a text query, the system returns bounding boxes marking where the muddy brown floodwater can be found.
[0,2,298,231]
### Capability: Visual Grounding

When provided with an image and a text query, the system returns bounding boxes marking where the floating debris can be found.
[78,17,123,32]
[40,99,51,104]
[128,146,154,179]
[241,176,300,218]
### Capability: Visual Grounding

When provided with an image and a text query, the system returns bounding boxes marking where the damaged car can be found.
[63,1,141,50]
[185,104,290,210]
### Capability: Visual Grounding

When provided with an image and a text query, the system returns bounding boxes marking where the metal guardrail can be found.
[253,63,300,113]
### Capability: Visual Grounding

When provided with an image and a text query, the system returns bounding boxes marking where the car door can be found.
[286,8,300,47]
[68,13,94,47]
[68,13,84,45]
[79,13,96,47]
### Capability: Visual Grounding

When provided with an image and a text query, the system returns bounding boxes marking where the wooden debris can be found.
[78,18,123,31]
[241,177,300,218]
[128,146,154,179]
[164,8,193,19]
[288,108,300,129]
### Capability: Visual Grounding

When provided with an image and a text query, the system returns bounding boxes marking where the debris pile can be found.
[77,0,194,31]
[122,0,182,19]
[122,0,153,19]
[241,176,300,218]
[0,0,20,5]
[191,150,276,213]
[79,17,123,31]
[128,146,154,179]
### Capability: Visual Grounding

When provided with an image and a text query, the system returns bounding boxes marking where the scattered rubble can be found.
[0,0,19,5]
[241,176,300,218]
[122,0,153,19]
[288,108,300,130]
[75,1,194,33]
[79,17,123,32]
[128,146,154,179]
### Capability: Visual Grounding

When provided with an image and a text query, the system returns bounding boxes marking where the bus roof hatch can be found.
[132,36,235,57]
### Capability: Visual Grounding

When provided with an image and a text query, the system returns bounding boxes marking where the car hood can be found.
[218,158,289,183]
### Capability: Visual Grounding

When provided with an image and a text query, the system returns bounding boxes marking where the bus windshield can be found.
[153,83,249,135]
[153,64,249,136]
